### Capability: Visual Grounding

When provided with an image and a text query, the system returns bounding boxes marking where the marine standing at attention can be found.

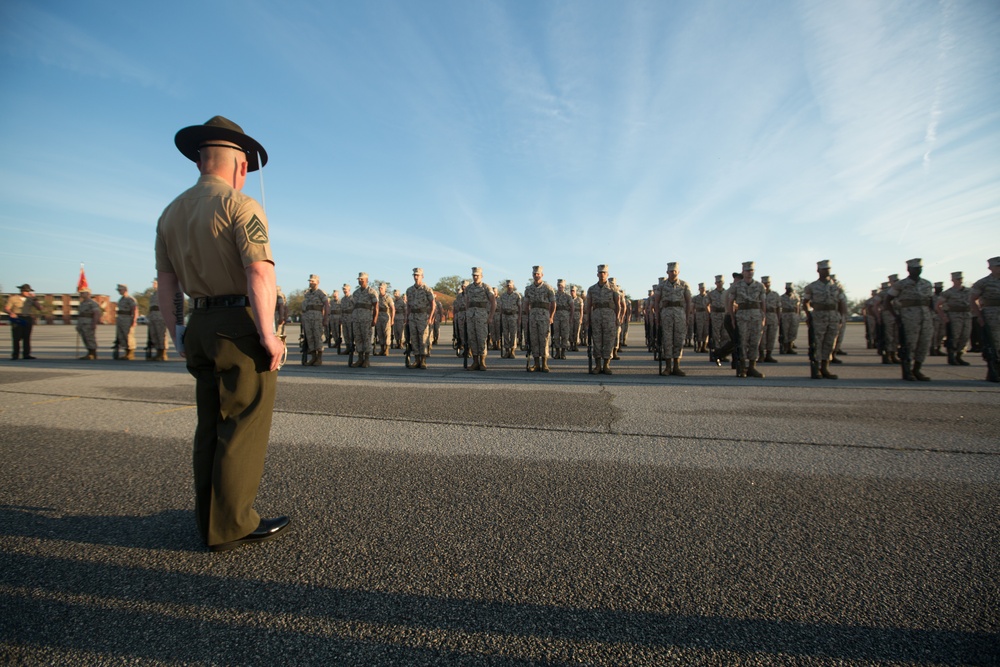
[115,283,138,360]
[155,115,289,552]
[586,264,623,375]
[524,265,556,372]
[76,288,103,360]
[885,258,935,381]
[301,274,328,366]
[405,267,436,369]
[147,278,168,361]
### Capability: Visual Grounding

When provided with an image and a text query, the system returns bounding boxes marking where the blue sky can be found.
[2,0,998,302]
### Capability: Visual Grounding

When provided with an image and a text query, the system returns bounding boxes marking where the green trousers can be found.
[186,307,277,547]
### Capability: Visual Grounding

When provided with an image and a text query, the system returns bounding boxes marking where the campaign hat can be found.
[175,115,268,172]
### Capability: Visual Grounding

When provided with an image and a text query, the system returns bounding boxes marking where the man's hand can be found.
[260,332,284,372]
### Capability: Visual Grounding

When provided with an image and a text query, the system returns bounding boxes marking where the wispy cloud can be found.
[0,1,181,95]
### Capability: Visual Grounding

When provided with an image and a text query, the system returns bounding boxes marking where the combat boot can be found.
[478,354,487,371]
[590,358,600,375]
[601,358,612,375]
[540,357,550,372]
[810,360,822,379]
[529,357,540,372]
[956,352,970,366]
[157,348,168,361]
[763,353,777,363]
[417,355,427,369]
[947,349,957,365]
[820,360,838,379]
[659,362,669,376]
[786,345,798,355]
[671,359,686,377]
[986,366,999,383]
[467,354,480,370]
[830,354,842,364]
[611,350,620,360]
[901,361,915,381]
[124,349,135,360]
[315,350,323,366]
[889,351,899,364]
[736,361,747,378]
[360,352,370,368]
[747,361,764,378]
[912,363,930,381]
[81,349,97,360]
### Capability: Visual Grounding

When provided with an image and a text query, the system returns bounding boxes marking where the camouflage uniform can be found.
[552,281,574,359]
[328,293,342,348]
[655,270,691,369]
[803,260,846,378]
[340,287,354,356]
[453,284,468,354]
[728,263,766,378]
[937,273,972,365]
[115,287,138,359]
[393,293,407,349]
[587,265,620,374]
[880,277,900,363]
[887,259,934,380]
[760,279,781,362]
[524,267,556,371]
[76,294,102,358]
[301,281,328,361]
[463,269,495,369]
[351,276,379,365]
[691,286,710,353]
[708,278,730,357]
[406,269,436,365]
[498,285,522,358]
[375,286,393,355]
[970,257,1000,382]
[780,284,800,354]
[571,289,584,350]
[863,291,878,350]
[147,285,168,360]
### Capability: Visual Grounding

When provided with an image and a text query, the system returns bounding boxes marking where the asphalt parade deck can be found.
[1,323,997,666]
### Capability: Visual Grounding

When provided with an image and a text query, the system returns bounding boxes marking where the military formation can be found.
[7,256,1000,383]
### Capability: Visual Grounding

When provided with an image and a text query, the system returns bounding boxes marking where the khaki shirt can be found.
[155,174,272,298]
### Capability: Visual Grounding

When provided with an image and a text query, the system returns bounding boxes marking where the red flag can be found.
[77,264,89,292]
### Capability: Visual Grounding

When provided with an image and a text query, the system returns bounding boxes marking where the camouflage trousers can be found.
[527,308,551,358]
[76,322,98,351]
[466,307,489,356]
[810,310,840,361]
[899,306,932,364]
[735,309,763,362]
[454,312,466,346]
[590,308,616,359]
[375,313,391,348]
[761,313,779,355]
[501,314,518,350]
[782,312,800,347]
[946,312,971,353]
[341,314,354,351]
[393,318,405,346]
[115,315,136,351]
[148,310,167,350]
[328,315,341,344]
[834,314,846,350]
[882,312,898,349]
[352,311,373,354]
[553,311,571,351]
[710,312,730,351]
[659,307,686,359]
[302,311,324,353]
[572,314,583,346]
[983,308,1000,353]
[694,311,709,350]
[407,314,431,356]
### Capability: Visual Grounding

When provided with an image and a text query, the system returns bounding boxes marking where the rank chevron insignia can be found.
[245,215,268,245]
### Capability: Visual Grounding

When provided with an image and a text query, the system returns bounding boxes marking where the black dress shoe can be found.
[23,355,37,360]
[210,516,291,552]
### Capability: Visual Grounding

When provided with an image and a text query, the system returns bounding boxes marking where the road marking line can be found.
[154,405,196,414]
[31,396,80,405]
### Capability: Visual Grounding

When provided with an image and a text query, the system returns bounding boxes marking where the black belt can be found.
[149,306,160,311]
[193,295,248,309]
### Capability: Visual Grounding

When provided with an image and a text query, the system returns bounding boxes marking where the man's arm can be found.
[246,261,283,371]
[157,271,183,350]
